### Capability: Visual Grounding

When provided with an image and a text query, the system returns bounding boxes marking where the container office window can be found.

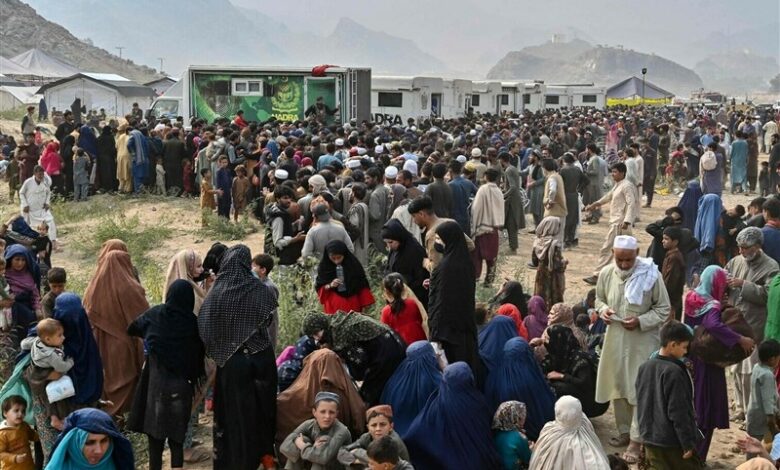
[545,95,560,105]
[499,94,509,105]
[523,94,530,104]
[582,94,598,103]
[471,94,481,106]
[378,92,403,107]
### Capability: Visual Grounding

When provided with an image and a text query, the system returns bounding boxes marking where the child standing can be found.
[20,318,74,430]
[0,395,38,469]
[746,339,780,455]
[636,321,701,469]
[231,165,249,222]
[40,267,66,318]
[181,158,194,196]
[251,254,279,350]
[0,259,13,331]
[7,153,19,203]
[661,226,686,321]
[721,205,747,259]
[72,149,90,202]
[215,156,232,219]
[492,400,532,470]
[380,273,427,345]
[155,157,166,195]
[280,391,352,470]
[199,168,220,227]
[759,161,770,197]
[339,405,410,467]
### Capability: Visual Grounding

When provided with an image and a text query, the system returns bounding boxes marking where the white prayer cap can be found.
[456,155,467,163]
[403,159,418,176]
[471,148,482,158]
[374,145,384,155]
[357,147,367,155]
[613,235,638,250]
[274,169,288,180]
[384,166,399,179]
[469,129,477,136]
[335,138,344,146]
[346,159,361,169]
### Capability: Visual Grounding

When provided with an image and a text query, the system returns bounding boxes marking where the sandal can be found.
[621,448,641,464]
[184,448,211,463]
[609,434,630,447]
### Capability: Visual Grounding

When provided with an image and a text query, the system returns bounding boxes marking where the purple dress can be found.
[685,307,740,458]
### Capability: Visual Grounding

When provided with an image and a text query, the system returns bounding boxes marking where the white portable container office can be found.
[470,80,502,115]
[371,76,444,125]
[546,84,607,109]
[441,78,472,119]
[522,82,547,113]
[544,85,571,110]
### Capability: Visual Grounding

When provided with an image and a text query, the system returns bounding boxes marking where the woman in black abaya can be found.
[428,220,484,385]
[197,245,278,470]
[382,219,430,307]
[96,125,118,192]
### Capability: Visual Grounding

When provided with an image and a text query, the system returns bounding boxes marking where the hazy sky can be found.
[232,0,779,67]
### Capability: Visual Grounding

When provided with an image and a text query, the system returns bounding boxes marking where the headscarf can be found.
[492,400,527,432]
[276,349,366,441]
[77,125,98,158]
[684,265,727,318]
[380,341,443,436]
[309,174,327,193]
[528,396,610,470]
[163,249,207,313]
[405,362,502,469]
[83,250,148,340]
[47,408,134,470]
[678,180,703,232]
[128,129,147,165]
[326,311,389,352]
[623,257,659,305]
[478,316,518,373]
[382,219,428,285]
[96,239,127,266]
[428,221,477,339]
[130,280,205,384]
[496,304,529,339]
[202,242,227,275]
[302,312,331,337]
[53,293,103,405]
[545,303,589,350]
[198,244,277,367]
[533,216,562,270]
[694,193,722,252]
[524,296,548,340]
[492,280,530,317]
[5,244,40,290]
[315,240,371,297]
[485,337,556,440]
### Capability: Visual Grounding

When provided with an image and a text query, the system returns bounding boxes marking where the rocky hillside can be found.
[695,50,779,95]
[0,0,160,83]
[487,40,704,96]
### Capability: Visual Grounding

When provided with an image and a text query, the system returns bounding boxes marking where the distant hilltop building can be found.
[551,34,567,44]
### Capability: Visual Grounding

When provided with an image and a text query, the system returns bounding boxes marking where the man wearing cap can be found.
[21,105,38,139]
[595,235,670,463]
[725,227,780,419]
[470,148,487,182]
[541,159,567,245]
[584,162,637,285]
[384,166,405,215]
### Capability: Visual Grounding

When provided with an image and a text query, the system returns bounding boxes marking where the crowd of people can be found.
[0,101,779,469]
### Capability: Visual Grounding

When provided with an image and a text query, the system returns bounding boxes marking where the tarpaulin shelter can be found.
[10,49,81,79]
[37,73,155,118]
[0,56,31,76]
[606,76,674,107]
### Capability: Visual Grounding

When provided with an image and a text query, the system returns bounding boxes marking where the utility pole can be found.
[641,67,647,106]
[116,46,125,59]
[157,57,165,75]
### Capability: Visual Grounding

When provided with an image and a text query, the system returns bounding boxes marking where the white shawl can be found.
[470,182,505,237]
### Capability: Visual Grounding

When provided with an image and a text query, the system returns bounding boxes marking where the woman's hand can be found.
[738,336,755,355]
[330,279,342,289]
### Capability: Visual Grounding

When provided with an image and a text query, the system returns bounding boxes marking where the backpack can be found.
[700,150,717,171]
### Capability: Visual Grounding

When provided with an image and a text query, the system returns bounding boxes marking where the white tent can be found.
[38,73,155,118]
[0,86,41,111]
[0,56,31,76]
[10,49,81,78]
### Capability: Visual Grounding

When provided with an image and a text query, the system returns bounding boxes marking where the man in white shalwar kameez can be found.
[595,235,670,464]
[19,165,57,244]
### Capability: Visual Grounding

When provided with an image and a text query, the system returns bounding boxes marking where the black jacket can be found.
[636,355,702,450]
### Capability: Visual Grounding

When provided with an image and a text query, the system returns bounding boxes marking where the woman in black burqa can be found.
[427,220,485,386]
[127,279,205,470]
[197,244,278,470]
[96,125,118,192]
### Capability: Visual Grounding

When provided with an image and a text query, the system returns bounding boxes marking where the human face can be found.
[49,282,66,296]
[368,415,393,440]
[34,169,44,183]
[43,329,65,348]
[368,459,394,470]
[669,212,682,224]
[613,248,637,271]
[82,433,111,465]
[661,234,678,250]
[328,253,344,265]
[10,256,26,272]
[611,169,624,182]
[384,239,400,251]
[3,403,25,426]
[665,340,689,360]
[190,258,204,279]
[767,355,780,370]
[278,195,292,209]
[739,244,760,261]
[410,212,427,229]
[312,401,338,429]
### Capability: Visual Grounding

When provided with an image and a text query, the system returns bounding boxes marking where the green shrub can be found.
[199,212,258,240]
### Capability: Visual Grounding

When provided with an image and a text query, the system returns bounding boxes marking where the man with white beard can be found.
[595,235,670,464]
